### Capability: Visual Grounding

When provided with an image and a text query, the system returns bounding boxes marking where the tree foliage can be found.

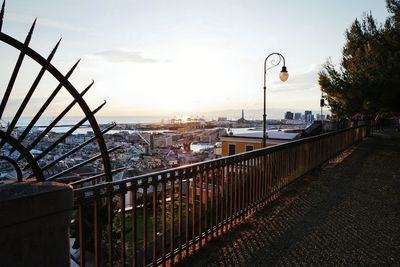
[319,0,400,118]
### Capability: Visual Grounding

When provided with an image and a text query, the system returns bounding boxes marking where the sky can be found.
[0,0,390,120]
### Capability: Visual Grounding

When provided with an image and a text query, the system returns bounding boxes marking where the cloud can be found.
[92,49,159,63]
[270,64,322,92]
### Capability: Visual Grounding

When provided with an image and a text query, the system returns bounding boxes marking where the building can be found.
[294,112,301,120]
[284,111,294,120]
[151,134,173,148]
[305,110,313,123]
[213,142,222,158]
[199,128,226,143]
[220,130,301,156]
[64,134,86,145]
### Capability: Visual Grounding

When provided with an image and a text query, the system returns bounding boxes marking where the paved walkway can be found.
[179,129,400,266]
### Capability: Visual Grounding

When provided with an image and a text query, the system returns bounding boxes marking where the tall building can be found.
[284,111,294,120]
[294,112,301,120]
[237,109,247,123]
[305,110,313,122]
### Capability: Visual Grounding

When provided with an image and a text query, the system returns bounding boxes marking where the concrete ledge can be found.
[0,182,73,267]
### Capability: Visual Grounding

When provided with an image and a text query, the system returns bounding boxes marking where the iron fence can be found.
[72,125,368,266]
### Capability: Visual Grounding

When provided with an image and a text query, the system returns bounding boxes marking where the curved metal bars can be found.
[0,1,4,31]
[266,56,282,71]
[25,80,94,152]
[10,59,81,155]
[0,155,22,182]
[0,130,43,181]
[40,123,116,172]
[0,19,36,120]
[47,145,121,181]
[263,52,286,88]
[0,39,61,150]
[21,100,107,163]
[0,31,112,182]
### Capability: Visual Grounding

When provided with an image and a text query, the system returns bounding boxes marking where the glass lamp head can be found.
[279,66,289,82]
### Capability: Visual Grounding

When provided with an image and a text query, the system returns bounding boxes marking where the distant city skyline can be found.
[0,0,389,119]
[2,108,327,126]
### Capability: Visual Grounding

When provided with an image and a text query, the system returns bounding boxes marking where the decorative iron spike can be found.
[0,19,37,120]
[46,145,122,181]
[0,1,5,32]
[26,81,94,151]
[40,123,116,172]
[49,38,62,60]
[24,18,36,45]
[69,167,127,186]
[30,100,107,162]
[72,58,81,69]
[0,39,64,150]
[11,59,82,154]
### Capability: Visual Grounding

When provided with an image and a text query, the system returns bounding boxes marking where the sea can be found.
[1,116,170,134]
[4,116,169,126]
[2,116,264,134]
[2,116,300,136]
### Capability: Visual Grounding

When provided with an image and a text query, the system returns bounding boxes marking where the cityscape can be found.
[0,109,325,183]
[0,1,399,267]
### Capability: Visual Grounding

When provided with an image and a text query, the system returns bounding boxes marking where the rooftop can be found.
[224,129,301,140]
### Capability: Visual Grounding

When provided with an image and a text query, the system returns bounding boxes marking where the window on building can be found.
[228,144,236,155]
[245,145,254,152]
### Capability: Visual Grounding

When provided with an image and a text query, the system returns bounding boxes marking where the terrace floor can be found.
[179,128,400,266]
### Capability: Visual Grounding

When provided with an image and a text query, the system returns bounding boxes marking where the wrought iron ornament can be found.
[0,1,122,184]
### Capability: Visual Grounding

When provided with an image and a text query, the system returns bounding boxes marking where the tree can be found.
[319,0,400,118]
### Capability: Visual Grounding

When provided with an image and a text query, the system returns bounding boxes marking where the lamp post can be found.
[320,93,325,119]
[263,52,289,147]
[320,92,325,131]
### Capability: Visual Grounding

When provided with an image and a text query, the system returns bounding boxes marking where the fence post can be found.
[0,182,73,267]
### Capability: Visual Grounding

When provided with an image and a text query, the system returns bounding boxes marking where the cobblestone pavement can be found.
[179,129,400,266]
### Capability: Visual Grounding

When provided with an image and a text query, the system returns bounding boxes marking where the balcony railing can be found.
[71,125,368,266]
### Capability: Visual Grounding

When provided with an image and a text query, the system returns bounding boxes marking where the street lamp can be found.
[263,52,288,147]
[320,91,325,131]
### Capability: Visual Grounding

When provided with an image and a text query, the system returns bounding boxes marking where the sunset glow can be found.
[0,0,389,119]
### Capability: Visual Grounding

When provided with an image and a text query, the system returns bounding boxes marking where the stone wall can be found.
[0,182,73,267]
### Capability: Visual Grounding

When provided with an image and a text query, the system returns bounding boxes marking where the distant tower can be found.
[238,109,246,124]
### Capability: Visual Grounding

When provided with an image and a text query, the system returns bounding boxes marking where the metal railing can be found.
[71,126,368,266]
